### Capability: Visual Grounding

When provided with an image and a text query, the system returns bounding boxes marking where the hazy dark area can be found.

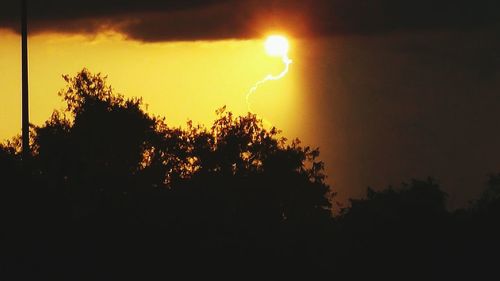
[1,69,500,278]
[298,29,500,207]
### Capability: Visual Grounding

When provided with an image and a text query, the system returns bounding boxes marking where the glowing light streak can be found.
[245,35,292,112]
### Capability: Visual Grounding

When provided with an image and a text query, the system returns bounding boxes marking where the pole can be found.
[21,0,30,159]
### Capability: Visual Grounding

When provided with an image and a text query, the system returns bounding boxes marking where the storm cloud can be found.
[1,0,499,41]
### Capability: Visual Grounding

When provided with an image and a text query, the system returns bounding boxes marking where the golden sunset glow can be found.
[0,30,303,142]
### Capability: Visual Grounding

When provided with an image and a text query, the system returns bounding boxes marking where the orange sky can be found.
[0,29,306,140]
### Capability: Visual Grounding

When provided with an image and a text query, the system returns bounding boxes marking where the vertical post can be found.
[21,0,30,159]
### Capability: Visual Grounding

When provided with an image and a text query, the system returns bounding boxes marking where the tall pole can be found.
[21,0,30,159]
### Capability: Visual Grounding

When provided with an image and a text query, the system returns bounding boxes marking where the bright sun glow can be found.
[265,35,289,57]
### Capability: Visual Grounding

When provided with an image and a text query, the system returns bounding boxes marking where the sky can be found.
[1,0,500,207]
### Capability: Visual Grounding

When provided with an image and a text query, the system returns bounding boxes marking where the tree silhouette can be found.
[1,68,500,279]
[0,69,335,277]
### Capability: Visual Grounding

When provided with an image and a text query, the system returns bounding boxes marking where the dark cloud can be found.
[1,0,499,41]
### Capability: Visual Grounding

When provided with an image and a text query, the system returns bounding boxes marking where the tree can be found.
[336,178,449,277]
[28,68,333,222]
[1,68,337,278]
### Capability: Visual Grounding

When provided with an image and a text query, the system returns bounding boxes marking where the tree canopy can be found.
[1,69,499,279]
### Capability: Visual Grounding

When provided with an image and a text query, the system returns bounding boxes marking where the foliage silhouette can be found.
[0,68,499,279]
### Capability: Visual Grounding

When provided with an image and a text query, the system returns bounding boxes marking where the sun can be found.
[264,35,289,57]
